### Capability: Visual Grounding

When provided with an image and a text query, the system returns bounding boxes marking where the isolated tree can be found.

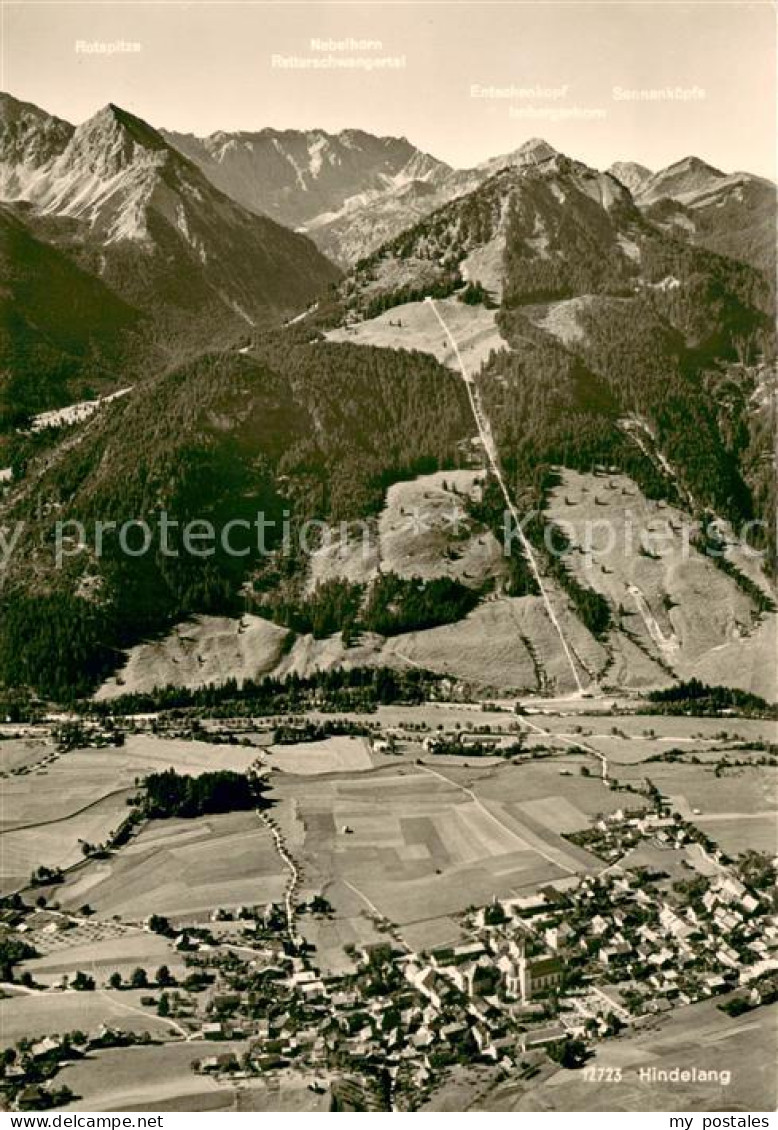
[147,914,172,936]
[484,900,506,926]
[0,1048,17,1071]
[309,895,334,917]
[549,1038,588,1069]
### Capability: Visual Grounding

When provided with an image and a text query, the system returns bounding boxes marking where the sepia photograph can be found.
[0,0,775,1119]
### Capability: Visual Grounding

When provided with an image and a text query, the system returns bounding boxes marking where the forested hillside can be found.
[0,205,145,428]
[0,342,471,696]
[341,154,774,562]
[0,129,774,702]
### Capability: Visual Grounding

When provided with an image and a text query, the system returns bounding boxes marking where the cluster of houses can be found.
[189,928,572,1095]
[5,835,775,1111]
[185,844,775,1099]
[553,807,777,1011]
[2,1025,156,1110]
[192,840,774,1099]
[180,792,778,1098]
[2,759,775,1110]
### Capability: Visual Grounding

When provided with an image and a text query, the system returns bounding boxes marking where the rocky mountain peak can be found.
[608,160,653,195]
[516,137,558,163]
[0,92,73,197]
[65,103,170,173]
[636,155,727,203]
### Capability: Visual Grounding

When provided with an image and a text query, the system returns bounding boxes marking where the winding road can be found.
[516,711,610,783]
[257,810,300,939]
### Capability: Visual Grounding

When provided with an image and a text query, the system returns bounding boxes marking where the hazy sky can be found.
[3,1,776,176]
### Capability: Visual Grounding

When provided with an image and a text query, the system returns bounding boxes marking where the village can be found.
[1,764,775,1112]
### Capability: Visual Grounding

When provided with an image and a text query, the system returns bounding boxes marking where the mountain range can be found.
[160,126,777,275]
[0,94,340,332]
[162,125,450,230]
[0,90,775,703]
[5,93,770,270]
[162,119,777,273]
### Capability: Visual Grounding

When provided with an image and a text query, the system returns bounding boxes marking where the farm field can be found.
[0,789,135,892]
[418,1062,512,1112]
[0,988,179,1048]
[617,841,723,883]
[276,763,601,950]
[0,735,261,830]
[514,713,776,794]
[267,736,373,776]
[306,702,526,733]
[612,760,776,816]
[228,1079,332,1113]
[21,925,184,983]
[440,757,646,821]
[54,811,286,920]
[0,763,126,833]
[290,702,700,736]
[0,735,263,893]
[506,999,778,1112]
[298,877,401,973]
[695,814,777,855]
[574,736,724,766]
[58,1041,250,1111]
[0,736,52,775]
[124,1077,332,1114]
[519,711,778,745]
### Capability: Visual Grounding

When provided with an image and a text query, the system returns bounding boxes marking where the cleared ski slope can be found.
[425,296,586,695]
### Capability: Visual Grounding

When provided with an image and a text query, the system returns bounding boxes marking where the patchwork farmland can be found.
[266,735,373,776]
[0,735,263,892]
[275,762,604,952]
[54,811,287,921]
[0,700,773,1111]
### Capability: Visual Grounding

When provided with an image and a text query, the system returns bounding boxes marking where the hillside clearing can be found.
[97,615,290,700]
[306,469,505,593]
[325,295,508,373]
[546,469,777,699]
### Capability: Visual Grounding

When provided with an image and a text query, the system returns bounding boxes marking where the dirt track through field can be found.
[417,761,580,875]
[0,786,131,835]
[517,713,609,783]
[257,810,299,939]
